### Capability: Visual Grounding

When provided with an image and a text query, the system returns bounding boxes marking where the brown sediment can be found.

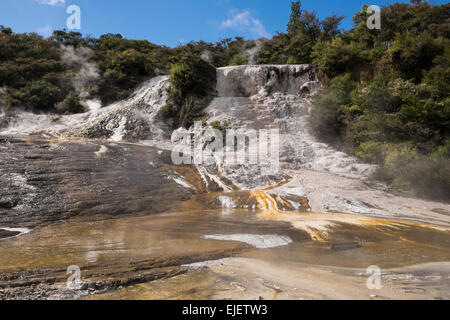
[86,258,450,300]
[0,211,259,299]
[432,208,450,216]
[1,136,449,300]
[257,210,450,243]
[1,208,449,285]
[0,206,449,299]
[248,181,449,243]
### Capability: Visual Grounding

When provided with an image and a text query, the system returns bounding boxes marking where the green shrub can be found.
[209,121,228,132]
[55,91,84,114]
[159,104,175,119]
[355,141,387,163]
[329,73,355,105]
[168,56,216,98]
[311,38,364,79]
[161,55,216,129]
[309,74,356,142]
[423,62,450,100]
[434,139,450,158]
[286,57,298,65]
[18,80,63,111]
[379,145,450,200]
[309,90,344,142]
[388,32,445,82]
[229,54,248,66]
[177,96,209,129]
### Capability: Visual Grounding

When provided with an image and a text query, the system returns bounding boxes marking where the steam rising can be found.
[200,39,265,66]
[200,50,213,64]
[61,45,102,111]
[0,87,7,114]
[244,39,265,65]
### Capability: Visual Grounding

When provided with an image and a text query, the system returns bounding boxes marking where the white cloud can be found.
[36,25,53,37]
[221,9,270,38]
[34,0,65,6]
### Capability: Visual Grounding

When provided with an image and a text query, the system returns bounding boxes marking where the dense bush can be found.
[307,1,450,200]
[161,55,216,129]
[0,26,67,112]
[55,91,84,114]
[229,54,248,66]
[309,74,355,142]
[92,35,173,105]
[257,1,344,65]
[366,143,450,200]
[311,39,365,79]
[0,29,172,111]
[0,26,264,113]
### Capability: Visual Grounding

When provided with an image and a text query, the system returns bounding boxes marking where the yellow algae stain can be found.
[350,214,449,233]
[25,140,36,146]
[308,230,328,242]
[250,189,331,241]
[251,190,283,214]
[247,191,450,243]
[262,178,291,191]
[236,183,447,244]
[217,161,225,174]
[275,194,294,210]
[262,211,450,243]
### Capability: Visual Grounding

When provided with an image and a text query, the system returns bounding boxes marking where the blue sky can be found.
[0,0,446,47]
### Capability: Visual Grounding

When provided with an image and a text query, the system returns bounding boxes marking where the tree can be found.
[312,38,364,78]
[51,30,84,47]
[287,1,302,35]
[162,55,216,128]
[229,54,248,66]
[0,25,12,35]
[320,14,345,41]
[299,10,321,43]
[56,91,84,114]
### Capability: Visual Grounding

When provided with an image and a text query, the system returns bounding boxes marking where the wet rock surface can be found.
[0,210,303,300]
[0,66,449,300]
[0,230,19,239]
[71,76,172,142]
[206,70,373,190]
[330,242,361,252]
[0,136,201,228]
[216,65,318,97]
[0,76,172,143]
